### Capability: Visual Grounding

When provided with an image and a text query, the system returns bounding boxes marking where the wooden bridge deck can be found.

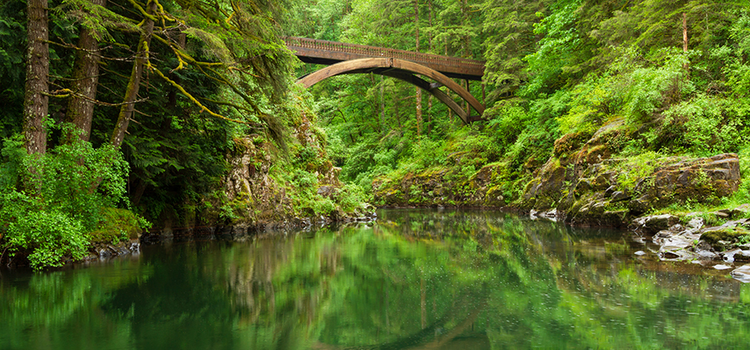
[285,37,485,81]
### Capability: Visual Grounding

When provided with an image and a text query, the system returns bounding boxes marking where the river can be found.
[2,209,749,349]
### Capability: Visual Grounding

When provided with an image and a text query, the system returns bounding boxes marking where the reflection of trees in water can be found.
[4,210,750,349]
[0,258,148,349]
[365,210,750,349]
[221,235,343,330]
[310,210,561,349]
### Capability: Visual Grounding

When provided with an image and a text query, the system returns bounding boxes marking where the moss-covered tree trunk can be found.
[414,0,422,136]
[66,0,106,142]
[23,0,49,154]
[110,0,157,149]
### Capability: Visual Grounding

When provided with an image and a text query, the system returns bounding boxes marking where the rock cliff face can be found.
[373,120,743,231]
[520,120,741,226]
[373,163,507,208]
[146,115,372,241]
[223,136,297,226]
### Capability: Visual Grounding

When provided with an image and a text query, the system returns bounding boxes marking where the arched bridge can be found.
[284,37,486,123]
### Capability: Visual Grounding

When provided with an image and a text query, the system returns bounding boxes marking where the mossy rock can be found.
[700,227,750,250]
[90,208,144,244]
[553,132,590,158]
[523,155,544,172]
[484,186,506,206]
[591,173,613,191]
[582,144,612,164]
[573,179,592,198]
[602,210,629,227]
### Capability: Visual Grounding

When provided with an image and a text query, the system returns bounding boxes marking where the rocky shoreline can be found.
[1,210,378,270]
[528,205,750,283]
[140,209,378,244]
[371,117,750,281]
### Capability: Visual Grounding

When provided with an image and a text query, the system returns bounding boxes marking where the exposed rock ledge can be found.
[524,152,741,227]
[622,207,750,282]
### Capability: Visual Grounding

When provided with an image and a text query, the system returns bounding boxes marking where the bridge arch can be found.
[297,58,484,124]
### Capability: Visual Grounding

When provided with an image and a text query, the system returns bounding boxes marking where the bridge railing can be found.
[284,36,484,78]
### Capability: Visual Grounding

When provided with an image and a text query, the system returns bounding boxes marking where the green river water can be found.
[2,209,750,349]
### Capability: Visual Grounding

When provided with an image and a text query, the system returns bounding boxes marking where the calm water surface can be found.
[2,209,750,349]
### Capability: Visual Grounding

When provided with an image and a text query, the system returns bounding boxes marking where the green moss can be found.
[608,152,662,191]
[553,131,590,157]
[700,227,750,249]
[89,208,145,244]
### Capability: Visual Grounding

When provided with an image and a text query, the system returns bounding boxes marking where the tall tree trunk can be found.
[380,75,386,135]
[414,0,422,136]
[462,0,470,58]
[110,0,157,148]
[682,13,688,53]
[427,0,433,50]
[66,0,107,142]
[24,0,49,155]
[426,0,433,133]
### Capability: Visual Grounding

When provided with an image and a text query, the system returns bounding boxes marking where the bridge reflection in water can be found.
[284,37,486,123]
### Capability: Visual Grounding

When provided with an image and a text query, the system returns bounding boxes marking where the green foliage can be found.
[616,49,690,124]
[3,205,88,270]
[0,0,27,138]
[609,151,661,191]
[484,100,533,153]
[558,74,614,134]
[410,136,446,168]
[89,207,148,244]
[0,128,138,270]
[337,183,370,212]
[666,96,749,155]
[481,0,547,100]
[524,0,584,95]
[285,0,352,41]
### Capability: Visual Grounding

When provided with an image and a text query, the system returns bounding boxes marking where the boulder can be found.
[645,153,740,206]
[633,214,680,235]
[732,265,750,283]
[317,185,337,198]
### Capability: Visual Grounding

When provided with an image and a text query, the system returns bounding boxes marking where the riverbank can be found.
[4,209,750,349]
[370,118,750,268]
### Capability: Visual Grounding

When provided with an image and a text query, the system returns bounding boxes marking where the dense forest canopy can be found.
[2,0,750,269]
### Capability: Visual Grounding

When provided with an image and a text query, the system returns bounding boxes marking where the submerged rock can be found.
[87,240,140,262]
[530,209,558,222]
[732,265,750,283]
[639,215,750,264]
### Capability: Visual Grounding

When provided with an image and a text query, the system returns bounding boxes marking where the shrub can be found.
[4,206,88,270]
[618,49,690,125]
[0,128,138,270]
